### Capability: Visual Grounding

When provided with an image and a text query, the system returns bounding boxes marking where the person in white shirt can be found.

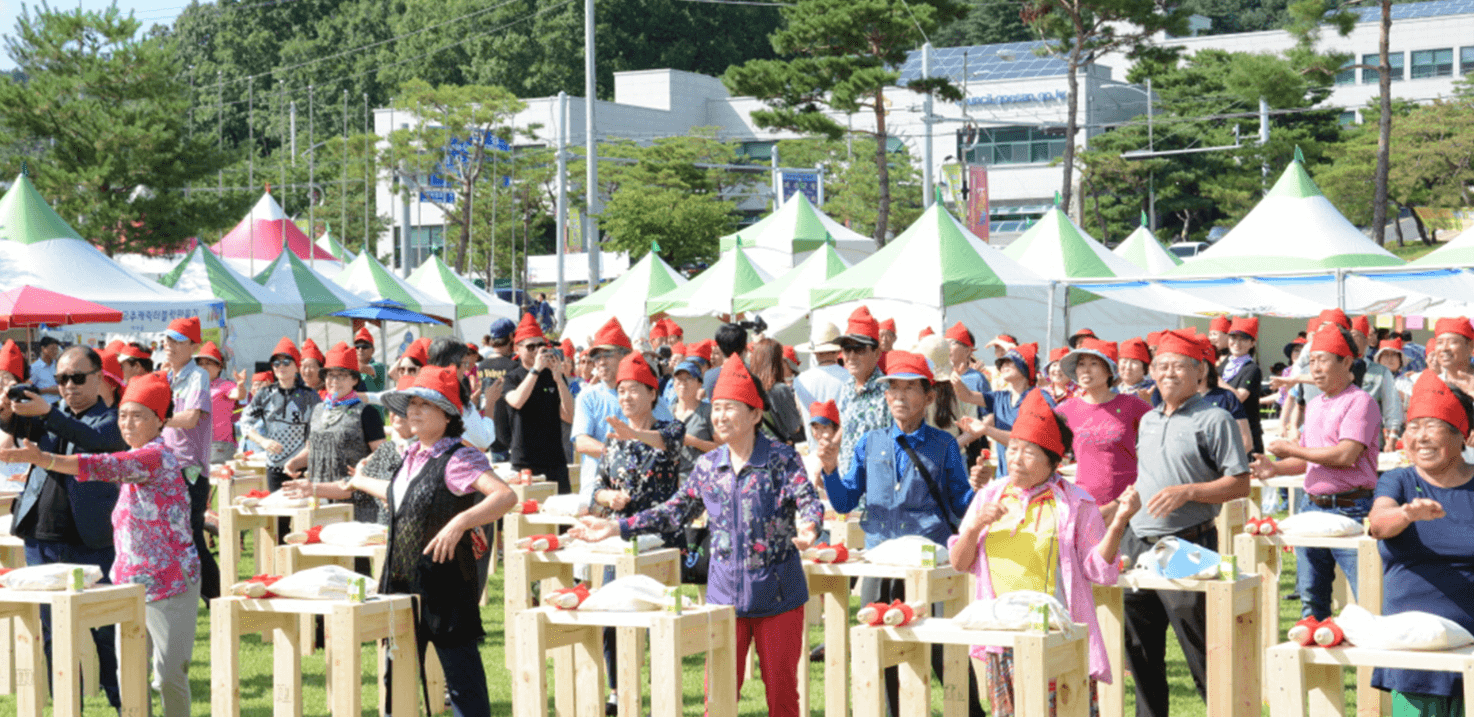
[29,336,61,405]
[793,322,848,443]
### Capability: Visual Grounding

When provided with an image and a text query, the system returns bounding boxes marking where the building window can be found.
[959,126,1066,167]
[1338,111,1357,126]
[1335,60,1355,85]
[1362,52,1405,84]
[1463,47,1474,75]
[1411,49,1454,79]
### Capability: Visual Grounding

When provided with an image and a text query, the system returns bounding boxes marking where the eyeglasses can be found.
[354,343,373,351]
[57,370,97,386]
[324,371,356,382]
[271,358,295,368]
[522,342,548,351]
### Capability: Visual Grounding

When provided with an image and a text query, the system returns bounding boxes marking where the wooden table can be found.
[1,583,147,717]
[210,594,418,717]
[850,617,1091,717]
[1214,497,1251,559]
[1266,642,1474,717]
[802,560,971,717]
[212,473,266,517]
[513,604,738,717]
[1235,531,1384,717]
[503,512,581,546]
[504,545,681,716]
[1093,573,1262,717]
[219,502,352,583]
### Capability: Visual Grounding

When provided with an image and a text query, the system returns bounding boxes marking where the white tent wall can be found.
[225,314,303,372]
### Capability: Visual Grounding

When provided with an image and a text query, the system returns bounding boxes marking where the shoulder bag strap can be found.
[898,438,958,534]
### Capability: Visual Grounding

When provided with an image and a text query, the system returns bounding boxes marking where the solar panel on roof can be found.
[1352,0,1474,22]
[898,41,1069,85]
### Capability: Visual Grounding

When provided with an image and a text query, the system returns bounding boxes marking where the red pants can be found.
[732,605,805,717]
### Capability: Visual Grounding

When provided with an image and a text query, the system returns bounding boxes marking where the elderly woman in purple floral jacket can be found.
[572,356,822,717]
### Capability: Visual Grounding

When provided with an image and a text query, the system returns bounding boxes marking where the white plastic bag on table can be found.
[317,522,387,546]
[539,494,586,517]
[1276,512,1363,538]
[952,590,1073,632]
[254,490,311,509]
[1336,604,1474,651]
[863,536,949,567]
[267,565,378,600]
[0,563,104,591]
[578,574,671,612]
[569,534,663,554]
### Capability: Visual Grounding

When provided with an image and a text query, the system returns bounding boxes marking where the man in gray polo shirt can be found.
[1125,330,1250,717]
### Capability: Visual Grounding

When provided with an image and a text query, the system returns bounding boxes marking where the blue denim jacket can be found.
[620,434,823,617]
[824,423,974,548]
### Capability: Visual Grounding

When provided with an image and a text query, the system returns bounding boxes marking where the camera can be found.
[7,384,37,402]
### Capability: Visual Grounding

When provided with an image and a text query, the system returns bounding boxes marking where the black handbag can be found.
[680,524,711,584]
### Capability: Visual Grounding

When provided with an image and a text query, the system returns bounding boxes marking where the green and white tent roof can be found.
[734,243,851,314]
[1411,227,1474,267]
[158,246,303,320]
[406,254,518,321]
[253,249,368,321]
[0,173,86,244]
[719,193,874,277]
[335,252,457,322]
[1166,156,1404,276]
[1003,208,1148,279]
[315,226,356,263]
[648,246,774,317]
[1112,220,1182,275]
[563,250,690,346]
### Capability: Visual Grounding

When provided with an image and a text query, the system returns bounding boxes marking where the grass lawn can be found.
[1385,238,1445,263]
[0,527,1359,716]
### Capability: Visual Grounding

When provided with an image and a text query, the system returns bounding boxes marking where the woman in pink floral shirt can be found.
[0,372,200,717]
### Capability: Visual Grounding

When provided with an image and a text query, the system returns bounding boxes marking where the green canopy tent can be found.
[407,254,519,341]
[718,193,875,278]
[562,249,696,345]
[1112,214,1182,275]
[647,246,773,318]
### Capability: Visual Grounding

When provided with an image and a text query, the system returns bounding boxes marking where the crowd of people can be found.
[0,303,1468,717]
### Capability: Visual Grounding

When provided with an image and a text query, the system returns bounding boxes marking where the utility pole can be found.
[308,85,315,270]
[584,0,601,291]
[921,42,934,208]
[556,92,569,330]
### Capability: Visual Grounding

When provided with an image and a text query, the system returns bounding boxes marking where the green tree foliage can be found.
[1319,97,1474,245]
[597,133,738,269]
[256,132,392,256]
[935,0,1033,46]
[383,80,529,275]
[775,137,924,239]
[1076,49,1342,244]
[1177,0,1292,34]
[467,147,556,291]
[0,5,240,255]
[723,0,966,248]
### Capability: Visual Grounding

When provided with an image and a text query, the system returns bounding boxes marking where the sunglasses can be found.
[522,342,548,350]
[57,370,98,386]
[271,358,296,367]
[354,343,373,350]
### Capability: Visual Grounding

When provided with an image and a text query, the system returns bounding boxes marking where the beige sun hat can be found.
[914,334,953,382]
[796,321,842,353]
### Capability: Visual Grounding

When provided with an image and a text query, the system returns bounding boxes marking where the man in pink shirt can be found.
[1252,323,1381,620]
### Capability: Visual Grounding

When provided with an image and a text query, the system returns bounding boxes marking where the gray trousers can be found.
[145,579,201,717]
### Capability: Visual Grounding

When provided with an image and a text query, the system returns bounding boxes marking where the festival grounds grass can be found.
[0,532,1356,716]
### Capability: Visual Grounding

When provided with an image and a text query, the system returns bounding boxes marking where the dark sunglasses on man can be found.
[56,370,98,386]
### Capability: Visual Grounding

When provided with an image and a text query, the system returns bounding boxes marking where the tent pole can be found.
[1045,281,1057,353]
[1336,269,1346,311]
[1061,281,1072,342]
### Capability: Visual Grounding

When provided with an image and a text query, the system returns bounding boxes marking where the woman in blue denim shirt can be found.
[571,356,822,717]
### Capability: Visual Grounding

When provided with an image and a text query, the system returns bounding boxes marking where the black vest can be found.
[381,443,483,642]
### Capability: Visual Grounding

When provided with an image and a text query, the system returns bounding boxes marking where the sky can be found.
[0,0,187,70]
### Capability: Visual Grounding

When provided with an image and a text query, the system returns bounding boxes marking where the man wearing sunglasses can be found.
[159,316,218,603]
[0,344,126,710]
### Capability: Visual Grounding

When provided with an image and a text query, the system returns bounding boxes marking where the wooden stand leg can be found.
[424,645,447,715]
[1092,584,1125,717]
[896,640,929,717]
[1012,634,1051,717]
[13,606,44,717]
[117,600,148,717]
[616,627,641,717]
[513,611,548,717]
[211,600,243,717]
[79,634,98,698]
[649,617,682,717]
[1266,647,1306,717]
[0,616,14,695]
[707,610,737,717]
[575,629,603,717]
[50,595,81,717]
[274,615,302,717]
[329,605,362,717]
[1355,539,1386,717]
[850,628,886,717]
[221,508,240,584]
[817,577,850,717]
[388,620,417,717]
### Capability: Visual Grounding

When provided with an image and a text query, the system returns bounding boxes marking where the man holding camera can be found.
[0,344,125,709]
[503,313,575,492]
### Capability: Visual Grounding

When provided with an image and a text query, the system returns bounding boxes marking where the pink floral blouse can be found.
[77,438,201,602]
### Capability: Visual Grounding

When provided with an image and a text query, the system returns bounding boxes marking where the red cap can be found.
[1001,343,1039,385]
[561,338,575,360]
[1072,328,1097,340]
[97,350,123,389]
[119,343,152,362]
[1409,370,1470,437]
[1209,316,1231,333]
[688,340,713,365]
[0,340,25,379]
[944,322,974,349]
[354,327,375,347]
[879,318,897,334]
[841,306,880,345]
[1156,330,1202,362]
[513,313,544,345]
[615,352,658,391]
[1119,337,1150,365]
[193,341,224,365]
[120,372,172,422]
[1146,331,1163,348]
[165,316,202,344]
[669,341,686,357]
[1317,308,1351,330]
[918,327,935,339]
[783,345,799,368]
[1310,325,1354,358]
[1376,338,1404,355]
[1351,315,1371,336]
[1228,317,1259,340]
[414,365,463,413]
[1048,347,1069,364]
[881,351,934,383]
[591,317,632,351]
[402,337,431,365]
[252,370,274,383]
[1080,337,1118,363]
[325,341,359,372]
[300,339,325,365]
[810,400,840,426]
[1012,388,1065,457]
[104,339,126,354]
[668,319,684,338]
[712,356,762,410]
[1435,317,1474,341]
[649,320,669,340]
[271,337,300,365]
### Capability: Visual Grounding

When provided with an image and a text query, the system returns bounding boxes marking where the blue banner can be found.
[781,170,820,205]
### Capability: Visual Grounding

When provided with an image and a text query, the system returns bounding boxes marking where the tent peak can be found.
[1265,155,1326,200]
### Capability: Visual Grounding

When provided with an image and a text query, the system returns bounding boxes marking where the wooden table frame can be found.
[210,594,418,717]
[513,605,738,717]
[1234,532,1384,717]
[212,472,266,517]
[504,546,681,717]
[849,617,1091,717]
[1093,573,1261,717]
[2,583,147,717]
[1214,497,1251,559]
[1266,642,1474,717]
[502,512,580,546]
[219,502,353,583]
[802,561,971,717]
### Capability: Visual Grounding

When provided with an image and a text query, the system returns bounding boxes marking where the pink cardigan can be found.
[948,475,1120,683]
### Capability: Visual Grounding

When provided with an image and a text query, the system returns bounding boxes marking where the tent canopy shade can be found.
[647,246,773,317]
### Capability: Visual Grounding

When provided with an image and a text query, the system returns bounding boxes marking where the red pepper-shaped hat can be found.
[809,399,840,427]
[591,317,632,352]
[1310,325,1354,358]
[944,322,974,349]
[1209,316,1231,333]
[513,313,544,345]
[165,316,202,344]
[1408,370,1470,437]
[0,340,25,380]
[121,372,171,422]
[300,339,326,366]
[382,365,463,418]
[270,337,300,366]
[1012,388,1066,458]
[325,341,359,373]
[615,352,658,391]
[1229,317,1259,340]
[1119,337,1150,365]
[711,356,762,410]
[1434,317,1474,342]
[354,327,375,347]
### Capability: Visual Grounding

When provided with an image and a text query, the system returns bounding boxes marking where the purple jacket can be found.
[620,434,823,617]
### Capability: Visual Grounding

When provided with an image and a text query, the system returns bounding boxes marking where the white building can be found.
[373,0,1473,271]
